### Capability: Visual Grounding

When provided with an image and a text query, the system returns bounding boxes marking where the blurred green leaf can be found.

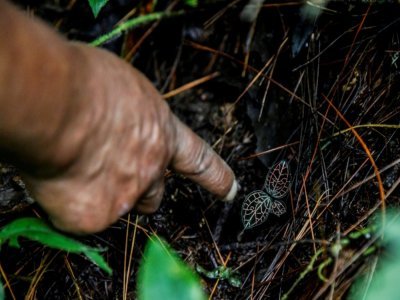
[138,236,206,300]
[350,212,400,300]
[88,0,108,17]
[0,217,112,275]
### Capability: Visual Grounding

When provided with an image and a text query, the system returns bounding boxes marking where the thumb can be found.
[171,116,237,201]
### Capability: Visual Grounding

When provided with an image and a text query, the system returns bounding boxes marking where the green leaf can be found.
[0,218,112,275]
[184,0,198,7]
[350,212,400,300]
[138,236,206,300]
[88,0,108,18]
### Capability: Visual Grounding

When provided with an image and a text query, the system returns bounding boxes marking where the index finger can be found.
[170,116,237,201]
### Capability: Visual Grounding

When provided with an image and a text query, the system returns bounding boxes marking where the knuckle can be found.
[137,204,158,214]
[135,186,164,214]
[51,208,110,234]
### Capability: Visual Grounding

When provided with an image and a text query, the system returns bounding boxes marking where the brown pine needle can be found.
[208,252,232,300]
[162,72,220,99]
[344,174,400,236]
[0,261,16,300]
[202,215,224,265]
[302,176,317,254]
[201,213,232,299]
[323,95,386,220]
[26,252,58,300]
[239,140,300,160]
[185,41,322,114]
[64,256,83,300]
[123,214,139,300]
[232,56,274,108]
[122,213,130,300]
[331,123,400,137]
[119,216,150,235]
[339,157,400,199]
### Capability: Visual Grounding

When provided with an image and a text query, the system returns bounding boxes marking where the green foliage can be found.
[88,0,108,18]
[138,236,206,300]
[350,213,400,300]
[195,264,241,287]
[0,217,112,275]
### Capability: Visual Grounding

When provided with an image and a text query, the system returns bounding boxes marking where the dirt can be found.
[1,0,400,299]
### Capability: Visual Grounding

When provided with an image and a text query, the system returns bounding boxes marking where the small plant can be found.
[137,235,206,300]
[282,225,378,300]
[0,217,112,298]
[195,264,241,288]
[241,160,291,229]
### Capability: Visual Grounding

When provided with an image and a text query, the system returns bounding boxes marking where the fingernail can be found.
[223,179,238,202]
[118,202,131,217]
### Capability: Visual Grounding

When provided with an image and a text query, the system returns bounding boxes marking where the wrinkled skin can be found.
[0,1,237,234]
[23,44,237,234]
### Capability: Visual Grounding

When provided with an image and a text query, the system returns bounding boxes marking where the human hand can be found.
[21,44,237,234]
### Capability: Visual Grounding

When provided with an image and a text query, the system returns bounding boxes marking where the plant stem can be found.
[282,249,324,300]
[90,11,184,47]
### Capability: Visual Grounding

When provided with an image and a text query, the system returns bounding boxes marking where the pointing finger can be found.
[171,116,237,201]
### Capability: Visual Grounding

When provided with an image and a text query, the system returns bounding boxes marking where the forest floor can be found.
[1,0,400,299]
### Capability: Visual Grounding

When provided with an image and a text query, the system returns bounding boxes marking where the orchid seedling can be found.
[241,160,291,230]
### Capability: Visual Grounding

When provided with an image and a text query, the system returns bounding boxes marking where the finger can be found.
[135,179,165,214]
[171,116,237,201]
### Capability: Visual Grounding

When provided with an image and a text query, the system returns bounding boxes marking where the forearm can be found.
[0,1,88,175]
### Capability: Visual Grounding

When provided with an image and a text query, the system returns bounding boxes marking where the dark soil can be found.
[1,0,400,299]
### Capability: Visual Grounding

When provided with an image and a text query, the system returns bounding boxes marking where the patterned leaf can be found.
[241,190,271,229]
[241,161,291,230]
[263,160,291,199]
[271,200,287,216]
